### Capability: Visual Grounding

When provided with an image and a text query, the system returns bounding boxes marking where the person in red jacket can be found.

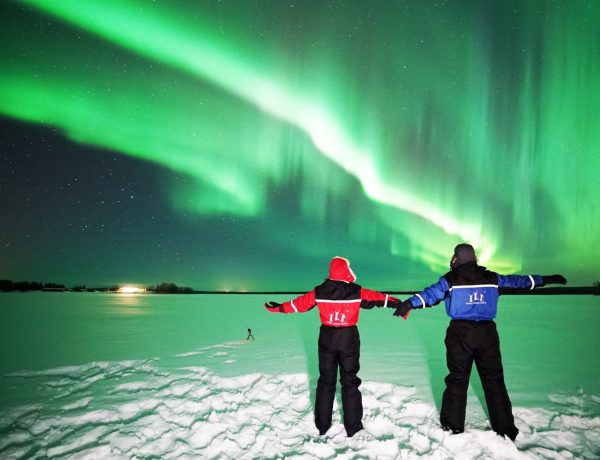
[264,256,408,437]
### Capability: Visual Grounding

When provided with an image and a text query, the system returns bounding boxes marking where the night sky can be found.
[1,0,599,291]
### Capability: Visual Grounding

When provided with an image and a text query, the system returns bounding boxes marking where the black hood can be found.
[446,261,497,286]
[315,278,361,300]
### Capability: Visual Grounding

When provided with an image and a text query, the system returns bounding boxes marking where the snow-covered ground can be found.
[1,340,598,459]
[0,293,598,458]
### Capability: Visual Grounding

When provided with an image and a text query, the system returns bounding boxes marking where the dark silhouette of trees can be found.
[0,279,14,291]
[1,280,44,291]
[43,283,66,291]
[154,282,193,294]
[1,279,192,293]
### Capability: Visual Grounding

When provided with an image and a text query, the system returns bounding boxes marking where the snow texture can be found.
[1,340,598,459]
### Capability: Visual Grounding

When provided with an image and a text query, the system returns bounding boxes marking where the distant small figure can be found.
[247,328,255,340]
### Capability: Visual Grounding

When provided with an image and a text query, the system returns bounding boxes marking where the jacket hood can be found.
[329,256,356,283]
[451,261,487,282]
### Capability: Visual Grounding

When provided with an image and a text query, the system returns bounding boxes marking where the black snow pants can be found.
[440,320,519,440]
[314,325,363,437]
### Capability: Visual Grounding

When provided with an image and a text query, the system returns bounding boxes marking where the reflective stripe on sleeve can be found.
[290,300,299,312]
[528,275,535,290]
[416,294,426,308]
[383,294,389,308]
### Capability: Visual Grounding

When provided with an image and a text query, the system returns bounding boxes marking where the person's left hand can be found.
[541,274,567,285]
[392,300,412,319]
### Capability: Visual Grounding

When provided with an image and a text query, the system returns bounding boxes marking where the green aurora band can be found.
[1,0,599,283]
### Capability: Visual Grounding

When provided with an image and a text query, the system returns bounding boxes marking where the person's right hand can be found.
[541,274,567,285]
[264,301,283,312]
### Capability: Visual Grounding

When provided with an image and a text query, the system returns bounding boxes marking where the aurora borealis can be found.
[1,1,599,290]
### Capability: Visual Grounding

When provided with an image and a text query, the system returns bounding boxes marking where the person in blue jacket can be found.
[393,243,567,440]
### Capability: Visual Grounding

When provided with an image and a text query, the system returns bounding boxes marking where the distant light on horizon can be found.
[117,286,145,294]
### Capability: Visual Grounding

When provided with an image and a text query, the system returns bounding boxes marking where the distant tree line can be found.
[148,282,194,294]
[0,279,193,293]
[0,280,66,292]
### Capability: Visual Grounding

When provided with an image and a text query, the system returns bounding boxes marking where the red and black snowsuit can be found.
[265,256,407,437]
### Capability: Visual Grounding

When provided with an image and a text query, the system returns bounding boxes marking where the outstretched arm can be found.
[264,290,317,314]
[393,276,449,318]
[359,288,410,319]
[497,274,543,290]
[359,288,398,309]
[497,274,567,291]
[409,276,450,308]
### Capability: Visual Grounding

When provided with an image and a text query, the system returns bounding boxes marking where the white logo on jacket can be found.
[329,310,348,324]
[467,291,485,304]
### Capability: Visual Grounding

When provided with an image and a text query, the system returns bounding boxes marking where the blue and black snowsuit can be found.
[404,261,544,440]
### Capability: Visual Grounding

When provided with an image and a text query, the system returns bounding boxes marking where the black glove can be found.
[393,300,412,318]
[541,274,567,285]
[387,300,401,309]
[361,299,400,309]
[264,301,283,312]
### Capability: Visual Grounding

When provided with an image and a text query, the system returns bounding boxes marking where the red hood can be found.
[329,256,356,283]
